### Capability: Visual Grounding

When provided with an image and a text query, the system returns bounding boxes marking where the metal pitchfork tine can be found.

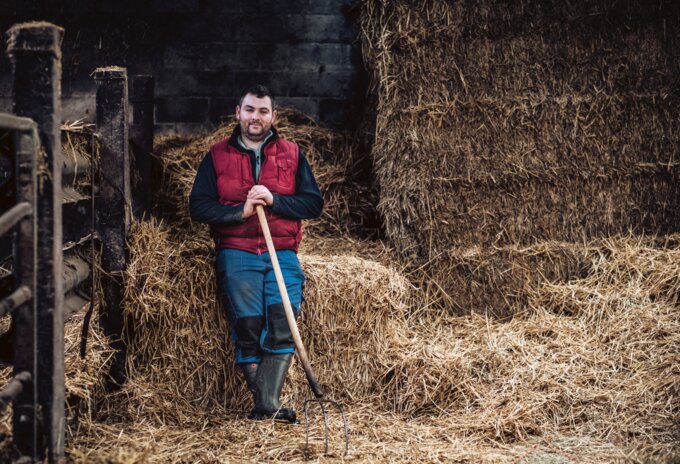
[256,206,349,457]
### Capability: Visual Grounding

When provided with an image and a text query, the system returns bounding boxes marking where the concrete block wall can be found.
[0,0,362,132]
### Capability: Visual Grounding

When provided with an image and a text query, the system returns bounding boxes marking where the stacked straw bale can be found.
[360,0,680,312]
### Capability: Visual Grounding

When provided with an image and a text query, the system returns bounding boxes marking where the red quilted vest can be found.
[210,135,302,254]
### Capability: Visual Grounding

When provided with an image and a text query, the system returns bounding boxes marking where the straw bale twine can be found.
[360,0,680,312]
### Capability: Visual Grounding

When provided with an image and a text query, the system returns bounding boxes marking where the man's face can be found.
[236,93,277,142]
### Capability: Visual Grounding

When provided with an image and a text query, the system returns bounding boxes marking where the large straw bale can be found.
[119,219,233,419]
[436,240,594,317]
[360,0,680,311]
[379,94,680,188]
[152,108,377,239]
[288,252,413,405]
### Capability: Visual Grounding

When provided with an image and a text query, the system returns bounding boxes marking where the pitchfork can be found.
[256,206,349,457]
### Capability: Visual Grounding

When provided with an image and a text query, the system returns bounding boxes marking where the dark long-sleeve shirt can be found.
[189,145,323,226]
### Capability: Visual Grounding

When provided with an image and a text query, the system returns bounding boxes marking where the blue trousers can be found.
[216,248,304,364]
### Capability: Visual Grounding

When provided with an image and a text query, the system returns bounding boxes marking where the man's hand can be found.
[247,185,274,206]
[242,197,266,219]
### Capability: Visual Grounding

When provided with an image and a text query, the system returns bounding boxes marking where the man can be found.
[189,85,323,423]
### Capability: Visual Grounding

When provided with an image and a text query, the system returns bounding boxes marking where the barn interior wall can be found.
[0,0,362,133]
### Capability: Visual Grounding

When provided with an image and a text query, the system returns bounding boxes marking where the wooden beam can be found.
[131,75,154,217]
[94,66,130,389]
[7,21,64,462]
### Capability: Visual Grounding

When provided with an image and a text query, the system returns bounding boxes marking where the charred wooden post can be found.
[7,22,65,462]
[131,75,154,216]
[94,67,130,389]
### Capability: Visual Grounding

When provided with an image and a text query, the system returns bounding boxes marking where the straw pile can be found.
[71,108,678,460]
[4,21,679,457]
[360,0,680,311]
[0,311,112,461]
[382,234,680,460]
[54,231,680,463]
[152,108,378,238]
[111,218,412,420]
[1,110,676,462]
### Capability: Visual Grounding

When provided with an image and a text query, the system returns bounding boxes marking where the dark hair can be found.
[239,84,276,110]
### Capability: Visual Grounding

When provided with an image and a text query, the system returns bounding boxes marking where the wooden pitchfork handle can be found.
[256,205,324,398]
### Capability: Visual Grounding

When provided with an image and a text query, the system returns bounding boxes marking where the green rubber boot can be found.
[249,353,297,423]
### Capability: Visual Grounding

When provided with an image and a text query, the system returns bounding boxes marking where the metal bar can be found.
[131,75,154,217]
[8,21,64,462]
[0,201,31,237]
[0,285,31,318]
[0,371,32,412]
[94,67,130,389]
[9,126,38,461]
[0,113,36,132]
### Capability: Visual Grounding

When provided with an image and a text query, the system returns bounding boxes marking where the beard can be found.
[241,121,269,141]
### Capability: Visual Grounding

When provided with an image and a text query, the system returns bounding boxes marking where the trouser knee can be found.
[261,303,297,353]
[234,315,264,363]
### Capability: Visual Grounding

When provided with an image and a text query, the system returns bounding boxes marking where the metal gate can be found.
[0,21,152,463]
